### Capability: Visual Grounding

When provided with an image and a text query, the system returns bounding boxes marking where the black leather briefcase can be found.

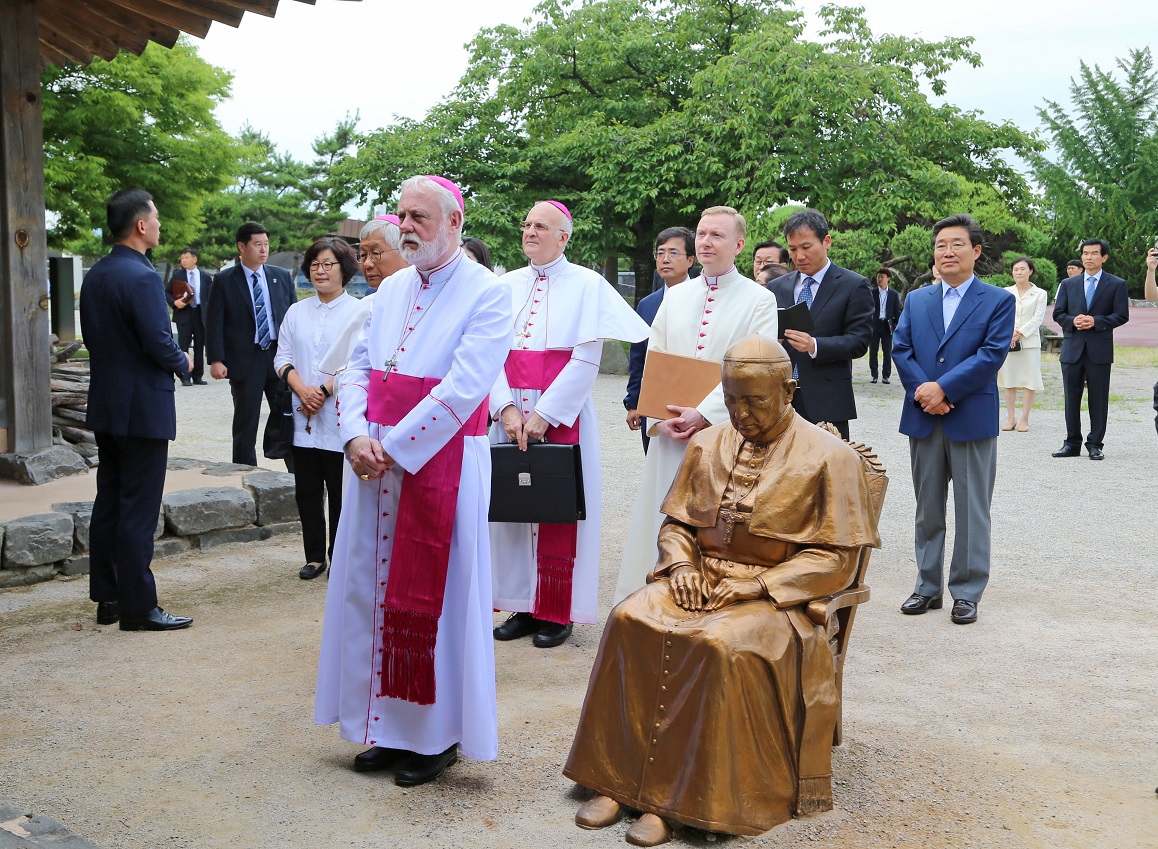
[489,442,586,524]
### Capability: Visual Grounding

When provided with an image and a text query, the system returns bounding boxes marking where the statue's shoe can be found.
[626,813,672,846]
[575,795,621,829]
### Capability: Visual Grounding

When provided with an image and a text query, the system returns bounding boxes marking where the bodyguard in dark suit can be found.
[767,209,873,440]
[167,247,213,386]
[892,214,1015,625]
[205,222,295,467]
[1051,239,1130,460]
[79,189,193,631]
[869,267,902,383]
[624,226,696,452]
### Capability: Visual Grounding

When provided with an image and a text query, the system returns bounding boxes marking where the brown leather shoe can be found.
[626,813,672,847]
[575,795,622,829]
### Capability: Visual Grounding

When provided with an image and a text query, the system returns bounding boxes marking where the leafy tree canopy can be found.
[42,39,239,256]
[1031,47,1158,294]
[333,0,1040,298]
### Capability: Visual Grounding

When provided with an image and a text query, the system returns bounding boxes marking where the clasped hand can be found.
[669,567,763,612]
[296,385,327,415]
[501,406,550,451]
[914,381,953,416]
[655,405,707,441]
[1073,314,1096,331]
[346,435,395,480]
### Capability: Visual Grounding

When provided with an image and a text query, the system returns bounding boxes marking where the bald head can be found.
[522,201,572,266]
[722,335,795,441]
[724,334,791,367]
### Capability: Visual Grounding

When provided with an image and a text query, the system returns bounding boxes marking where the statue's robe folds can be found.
[563,415,880,836]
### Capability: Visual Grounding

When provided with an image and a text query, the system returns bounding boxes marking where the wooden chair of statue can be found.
[804,429,888,746]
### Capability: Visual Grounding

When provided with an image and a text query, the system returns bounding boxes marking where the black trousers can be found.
[291,446,345,564]
[869,318,893,379]
[1061,358,1111,450]
[89,433,168,614]
[790,389,850,440]
[229,346,288,468]
[640,416,651,453]
[175,307,205,381]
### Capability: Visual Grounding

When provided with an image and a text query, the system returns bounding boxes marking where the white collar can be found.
[530,254,569,278]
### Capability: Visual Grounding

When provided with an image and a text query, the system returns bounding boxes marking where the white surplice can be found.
[488,255,649,624]
[314,252,512,761]
[613,267,779,602]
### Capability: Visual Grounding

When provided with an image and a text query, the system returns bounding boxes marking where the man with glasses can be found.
[624,226,696,452]
[205,221,295,468]
[892,213,1015,625]
[1051,238,1130,460]
[490,200,649,649]
[614,206,778,602]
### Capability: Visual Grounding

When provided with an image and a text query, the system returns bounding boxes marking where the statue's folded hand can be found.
[669,567,707,612]
[703,576,764,611]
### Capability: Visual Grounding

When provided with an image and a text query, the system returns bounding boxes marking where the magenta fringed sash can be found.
[504,350,580,625]
[367,371,489,705]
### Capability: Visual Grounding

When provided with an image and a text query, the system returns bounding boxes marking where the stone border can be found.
[0,464,301,589]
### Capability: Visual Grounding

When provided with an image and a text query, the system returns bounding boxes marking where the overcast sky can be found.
[193,0,1157,165]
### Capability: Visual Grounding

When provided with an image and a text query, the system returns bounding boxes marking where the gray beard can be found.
[400,228,454,267]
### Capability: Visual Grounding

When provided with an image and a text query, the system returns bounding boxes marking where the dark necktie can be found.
[253,272,272,349]
[792,277,815,379]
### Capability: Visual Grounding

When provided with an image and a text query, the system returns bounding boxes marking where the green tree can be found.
[42,39,239,255]
[1032,47,1158,294]
[197,119,357,268]
[336,0,1040,299]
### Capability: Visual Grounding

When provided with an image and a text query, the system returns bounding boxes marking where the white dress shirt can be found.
[242,262,278,344]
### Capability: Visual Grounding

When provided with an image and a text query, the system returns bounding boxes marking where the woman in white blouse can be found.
[998,257,1048,432]
[274,238,364,580]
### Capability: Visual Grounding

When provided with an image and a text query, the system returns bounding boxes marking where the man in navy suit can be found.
[869,267,902,384]
[166,247,213,386]
[892,214,1015,625]
[205,222,295,468]
[1050,239,1130,461]
[767,209,874,440]
[79,189,194,631]
[624,226,695,452]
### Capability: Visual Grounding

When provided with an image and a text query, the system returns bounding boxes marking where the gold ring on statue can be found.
[359,473,371,481]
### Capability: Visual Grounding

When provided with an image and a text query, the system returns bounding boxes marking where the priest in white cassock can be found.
[490,200,650,648]
[314,175,513,788]
[614,206,778,603]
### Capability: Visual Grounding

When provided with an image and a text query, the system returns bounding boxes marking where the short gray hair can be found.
[400,175,461,218]
[359,218,401,250]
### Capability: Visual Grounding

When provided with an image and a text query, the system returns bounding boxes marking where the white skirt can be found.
[998,346,1044,391]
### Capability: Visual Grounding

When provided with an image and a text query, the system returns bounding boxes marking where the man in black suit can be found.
[167,247,212,386]
[767,209,874,439]
[869,266,902,384]
[205,222,295,468]
[1051,238,1130,460]
[79,189,193,631]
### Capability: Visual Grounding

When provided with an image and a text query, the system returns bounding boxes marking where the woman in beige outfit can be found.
[998,257,1048,431]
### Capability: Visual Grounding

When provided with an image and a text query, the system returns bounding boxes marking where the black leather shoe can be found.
[353,746,407,773]
[533,621,573,648]
[951,599,978,624]
[1052,445,1081,458]
[1088,448,1105,461]
[119,607,192,631]
[299,562,327,580]
[394,745,458,787]
[180,378,193,387]
[193,379,208,385]
[493,612,540,641]
[870,377,877,384]
[96,601,119,625]
[882,378,890,384]
[900,593,943,615]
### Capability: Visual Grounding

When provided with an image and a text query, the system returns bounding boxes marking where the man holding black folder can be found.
[767,209,874,440]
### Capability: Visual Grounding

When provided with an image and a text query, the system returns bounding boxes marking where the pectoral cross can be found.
[719,507,746,544]
[383,356,398,379]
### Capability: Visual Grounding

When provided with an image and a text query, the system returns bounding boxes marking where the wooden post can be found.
[0,0,53,454]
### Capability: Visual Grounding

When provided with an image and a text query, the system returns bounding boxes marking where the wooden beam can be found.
[97,0,215,39]
[37,17,124,66]
[0,0,53,453]
[39,0,153,64]
[37,39,73,70]
[51,0,183,54]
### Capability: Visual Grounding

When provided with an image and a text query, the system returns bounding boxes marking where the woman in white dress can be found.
[274,237,364,579]
[998,257,1048,432]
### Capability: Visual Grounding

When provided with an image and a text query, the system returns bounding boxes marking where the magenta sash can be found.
[503,350,579,625]
[367,370,488,705]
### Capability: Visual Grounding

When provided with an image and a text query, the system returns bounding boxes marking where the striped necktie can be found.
[253,272,272,349]
[792,277,815,379]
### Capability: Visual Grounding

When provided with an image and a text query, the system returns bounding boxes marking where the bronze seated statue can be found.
[563,335,885,846]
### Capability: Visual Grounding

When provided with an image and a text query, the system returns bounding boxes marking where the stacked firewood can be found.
[50,338,97,467]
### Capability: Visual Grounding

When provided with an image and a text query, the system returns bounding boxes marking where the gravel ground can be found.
[1,361,1156,849]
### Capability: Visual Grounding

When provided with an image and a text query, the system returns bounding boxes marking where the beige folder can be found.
[636,350,723,421]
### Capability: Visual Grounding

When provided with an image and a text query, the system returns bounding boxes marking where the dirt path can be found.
[2,366,1155,848]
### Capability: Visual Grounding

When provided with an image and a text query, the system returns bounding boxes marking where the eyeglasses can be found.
[520,221,563,234]
[309,260,341,271]
[654,249,687,259]
[933,240,971,253]
[356,249,392,263]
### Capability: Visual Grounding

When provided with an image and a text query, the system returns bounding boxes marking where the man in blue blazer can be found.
[624,226,696,452]
[79,189,193,631]
[892,214,1015,625]
[205,222,295,468]
[1050,239,1130,460]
